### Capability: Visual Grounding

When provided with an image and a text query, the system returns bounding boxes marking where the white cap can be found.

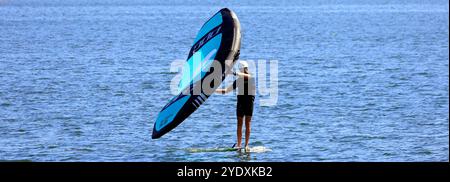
[239,61,248,69]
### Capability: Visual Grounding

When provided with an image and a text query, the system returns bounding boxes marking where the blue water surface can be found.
[0,0,448,161]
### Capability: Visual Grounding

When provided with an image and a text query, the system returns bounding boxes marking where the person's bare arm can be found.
[235,72,252,79]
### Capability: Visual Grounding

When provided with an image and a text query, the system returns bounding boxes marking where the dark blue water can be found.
[0,0,448,161]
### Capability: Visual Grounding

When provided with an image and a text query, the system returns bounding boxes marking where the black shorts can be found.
[236,95,255,117]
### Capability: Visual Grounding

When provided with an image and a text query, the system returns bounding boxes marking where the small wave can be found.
[185,147,237,153]
[0,102,12,107]
[141,81,154,89]
[0,159,33,162]
[248,146,272,153]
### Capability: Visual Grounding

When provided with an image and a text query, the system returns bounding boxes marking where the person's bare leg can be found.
[237,116,244,149]
[244,116,252,151]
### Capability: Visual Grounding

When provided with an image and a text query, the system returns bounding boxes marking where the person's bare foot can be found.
[233,143,242,150]
[245,146,250,152]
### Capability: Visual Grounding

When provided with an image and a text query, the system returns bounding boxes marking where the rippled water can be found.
[0,0,448,161]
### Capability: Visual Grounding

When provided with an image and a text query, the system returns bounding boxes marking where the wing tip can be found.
[151,126,161,139]
[151,132,160,139]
